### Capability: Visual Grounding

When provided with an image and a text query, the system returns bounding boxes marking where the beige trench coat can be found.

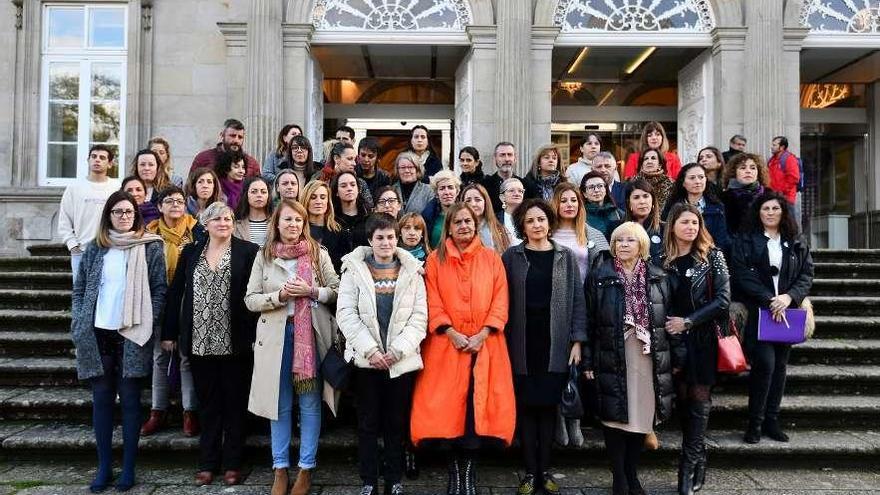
[244,246,340,420]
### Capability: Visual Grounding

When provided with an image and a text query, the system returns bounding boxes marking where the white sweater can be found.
[57,177,121,250]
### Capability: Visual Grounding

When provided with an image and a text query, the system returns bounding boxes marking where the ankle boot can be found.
[183,410,200,437]
[743,421,761,444]
[555,410,569,446]
[446,457,461,495]
[140,409,166,436]
[690,401,711,492]
[290,468,311,495]
[271,468,289,495]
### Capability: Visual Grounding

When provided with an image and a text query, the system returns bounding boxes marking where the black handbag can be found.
[320,322,352,390]
[560,364,584,419]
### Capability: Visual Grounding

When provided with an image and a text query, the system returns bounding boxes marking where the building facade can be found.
[1,0,879,254]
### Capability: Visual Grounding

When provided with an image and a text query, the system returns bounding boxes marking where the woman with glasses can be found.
[285,135,322,188]
[580,171,622,241]
[393,152,435,216]
[374,186,403,219]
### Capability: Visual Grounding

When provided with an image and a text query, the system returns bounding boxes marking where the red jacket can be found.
[768,151,800,204]
[624,151,682,180]
[190,145,261,178]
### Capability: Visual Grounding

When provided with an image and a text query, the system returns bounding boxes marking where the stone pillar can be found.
[465,26,498,170]
[282,24,319,147]
[866,83,880,212]
[711,27,747,149]
[782,27,809,154]
[494,0,532,173]
[530,27,560,160]
[743,0,785,156]
[245,0,284,163]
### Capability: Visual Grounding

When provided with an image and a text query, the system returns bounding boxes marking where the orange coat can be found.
[410,237,515,446]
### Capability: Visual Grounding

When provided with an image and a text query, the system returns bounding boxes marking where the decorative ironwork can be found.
[555,0,715,33]
[313,0,472,31]
[559,81,583,96]
[800,83,852,108]
[801,0,880,33]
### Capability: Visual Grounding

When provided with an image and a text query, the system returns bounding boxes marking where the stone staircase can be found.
[0,246,878,464]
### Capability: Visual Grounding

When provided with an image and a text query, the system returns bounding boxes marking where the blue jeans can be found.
[71,251,83,285]
[271,320,322,469]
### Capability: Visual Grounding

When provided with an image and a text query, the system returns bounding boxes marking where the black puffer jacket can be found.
[583,258,682,426]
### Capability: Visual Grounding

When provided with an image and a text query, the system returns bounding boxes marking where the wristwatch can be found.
[683,318,693,330]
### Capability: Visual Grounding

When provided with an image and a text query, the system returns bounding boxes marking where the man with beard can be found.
[190,118,261,178]
[482,141,523,214]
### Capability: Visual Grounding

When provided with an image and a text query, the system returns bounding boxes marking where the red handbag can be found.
[717,324,748,374]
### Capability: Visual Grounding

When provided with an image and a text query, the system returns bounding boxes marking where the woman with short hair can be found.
[71,190,167,492]
[721,153,771,234]
[421,170,462,248]
[393,151,435,216]
[374,186,403,219]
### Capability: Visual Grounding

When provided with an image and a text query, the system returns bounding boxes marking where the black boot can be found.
[404,449,419,479]
[446,456,461,495]
[690,400,711,492]
[743,421,761,444]
[677,401,704,495]
[460,455,476,495]
[761,420,790,442]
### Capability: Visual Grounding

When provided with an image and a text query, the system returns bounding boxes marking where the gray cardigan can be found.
[394,180,435,216]
[71,240,167,380]
[501,240,587,375]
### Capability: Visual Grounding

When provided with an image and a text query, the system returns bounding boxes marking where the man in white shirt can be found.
[57,145,121,282]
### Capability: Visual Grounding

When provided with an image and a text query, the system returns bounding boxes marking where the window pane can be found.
[49,63,80,100]
[47,7,85,48]
[89,8,125,48]
[91,63,121,100]
[91,102,120,143]
[48,102,79,142]
[46,143,79,178]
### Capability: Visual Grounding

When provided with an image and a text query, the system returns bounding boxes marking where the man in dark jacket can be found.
[482,141,522,214]
[722,134,747,163]
[190,118,261,178]
[356,137,391,199]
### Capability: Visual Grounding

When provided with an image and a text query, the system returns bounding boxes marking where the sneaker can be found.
[542,473,560,495]
[384,483,403,495]
[517,474,536,495]
[360,485,376,495]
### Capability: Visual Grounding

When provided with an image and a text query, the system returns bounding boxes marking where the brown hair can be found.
[95,191,145,248]
[662,203,714,268]
[435,202,478,263]
[398,212,431,254]
[186,167,222,205]
[529,143,562,178]
[551,182,587,246]
[460,183,509,253]
[639,121,670,154]
[130,149,171,193]
[624,178,661,232]
[723,152,770,188]
[262,200,321,272]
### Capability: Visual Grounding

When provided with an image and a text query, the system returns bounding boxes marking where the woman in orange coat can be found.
[410,202,514,495]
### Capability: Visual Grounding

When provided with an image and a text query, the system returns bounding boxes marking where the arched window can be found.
[313,0,472,31]
[555,0,715,33]
[801,0,880,33]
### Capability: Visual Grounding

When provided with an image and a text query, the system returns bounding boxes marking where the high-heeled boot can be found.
[460,455,477,495]
[690,400,711,492]
[446,456,461,495]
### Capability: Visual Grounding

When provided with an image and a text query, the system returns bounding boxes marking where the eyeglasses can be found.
[398,165,417,172]
[110,209,136,218]
[584,184,605,191]
[503,188,525,194]
[291,145,307,152]
[162,198,185,206]
[377,198,400,206]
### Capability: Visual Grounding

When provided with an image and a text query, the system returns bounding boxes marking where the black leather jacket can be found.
[663,247,732,340]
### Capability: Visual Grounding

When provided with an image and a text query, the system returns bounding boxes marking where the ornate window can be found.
[313,0,472,31]
[801,0,880,33]
[555,0,715,33]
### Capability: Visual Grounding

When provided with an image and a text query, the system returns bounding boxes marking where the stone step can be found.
[0,256,71,273]
[0,357,78,387]
[1,421,877,463]
[790,338,880,365]
[712,364,880,395]
[0,331,73,357]
[809,315,880,339]
[808,296,880,317]
[0,289,71,311]
[0,271,72,290]
[709,394,880,430]
[812,249,880,263]
[809,278,880,297]
[26,244,70,257]
[814,262,880,279]
[0,309,71,333]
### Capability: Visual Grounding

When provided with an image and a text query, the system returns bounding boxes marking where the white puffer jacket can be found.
[336,246,427,378]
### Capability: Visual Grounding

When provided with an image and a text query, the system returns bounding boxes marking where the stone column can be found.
[530,27,560,160]
[245,0,284,163]
[494,0,532,173]
[465,26,498,169]
[282,24,319,147]
[782,27,809,154]
[711,27,747,148]
[743,0,785,156]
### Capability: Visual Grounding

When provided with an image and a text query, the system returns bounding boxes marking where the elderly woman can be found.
[522,144,565,201]
[502,199,586,495]
[731,192,813,446]
[584,222,680,495]
[421,170,461,248]
[162,201,260,487]
[411,203,514,495]
[245,199,340,495]
[142,186,204,439]
[662,203,731,495]
[71,190,166,493]
[393,151,435,216]
[498,177,525,246]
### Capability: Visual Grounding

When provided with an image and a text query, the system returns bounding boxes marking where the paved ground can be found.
[0,457,878,495]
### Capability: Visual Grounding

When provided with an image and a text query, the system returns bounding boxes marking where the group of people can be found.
[58,118,813,495]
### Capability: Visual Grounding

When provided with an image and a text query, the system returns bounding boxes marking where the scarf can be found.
[108,230,164,347]
[219,177,244,210]
[403,243,426,262]
[727,179,764,196]
[535,172,562,201]
[149,215,199,283]
[615,257,651,355]
[139,201,160,224]
[460,169,485,187]
[638,173,672,212]
[274,240,318,393]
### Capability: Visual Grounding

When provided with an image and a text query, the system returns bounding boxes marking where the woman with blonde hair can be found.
[522,144,565,201]
[245,199,339,495]
[460,183,509,254]
[148,136,184,188]
[623,121,682,179]
[301,179,344,271]
[422,170,461,248]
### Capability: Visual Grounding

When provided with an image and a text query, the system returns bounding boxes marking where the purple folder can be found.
[758,308,808,344]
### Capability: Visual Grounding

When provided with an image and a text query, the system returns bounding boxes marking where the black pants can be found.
[190,354,252,472]
[355,368,415,486]
[602,426,645,493]
[517,404,555,476]
[747,340,791,427]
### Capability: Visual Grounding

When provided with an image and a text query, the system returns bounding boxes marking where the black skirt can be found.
[683,325,718,386]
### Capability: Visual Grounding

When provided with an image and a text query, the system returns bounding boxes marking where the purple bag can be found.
[758,308,808,344]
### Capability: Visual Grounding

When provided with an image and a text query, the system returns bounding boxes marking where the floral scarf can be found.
[615,257,651,354]
[274,240,318,393]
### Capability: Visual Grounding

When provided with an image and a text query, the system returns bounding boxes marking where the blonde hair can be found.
[261,200,321,271]
[550,183,588,246]
[460,183,509,253]
[395,151,424,179]
[529,143,562,177]
[429,169,461,193]
[147,136,174,181]
[610,221,651,261]
[299,179,340,232]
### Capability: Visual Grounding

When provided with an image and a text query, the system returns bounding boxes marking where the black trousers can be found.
[355,367,415,486]
[517,404,555,476]
[746,340,791,427]
[190,354,252,472]
[602,426,645,493]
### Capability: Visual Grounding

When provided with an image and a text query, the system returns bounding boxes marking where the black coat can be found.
[583,258,681,426]
[162,236,260,357]
[721,185,765,234]
[663,248,732,339]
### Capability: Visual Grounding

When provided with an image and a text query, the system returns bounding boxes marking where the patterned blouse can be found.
[191,246,233,356]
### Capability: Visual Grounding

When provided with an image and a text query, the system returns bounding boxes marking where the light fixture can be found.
[597,88,615,106]
[567,47,590,75]
[559,81,583,96]
[624,47,657,75]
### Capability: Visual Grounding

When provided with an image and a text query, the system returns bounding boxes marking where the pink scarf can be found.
[615,257,651,354]
[274,240,317,393]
